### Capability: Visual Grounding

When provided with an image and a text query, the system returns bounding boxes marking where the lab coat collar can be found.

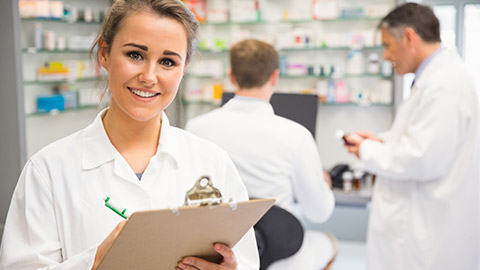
[81,109,178,171]
[414,47,443,82]
[411,49,451,94]
[223,95,274,115]
[81,109,116,170]
[155,112,179,169]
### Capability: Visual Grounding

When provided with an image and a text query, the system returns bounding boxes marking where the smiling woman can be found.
[0,1,259,270]
[100,13,187,125]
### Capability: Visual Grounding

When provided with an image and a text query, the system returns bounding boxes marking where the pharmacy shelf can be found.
[21,18,101,25]
[319,102,392,107]
[200,16,383,26]
[184,74,227,79]
[23,48,90,54]
[279,46,383,52]
[181,100,222,106]
[23,77,100,86]
[280,74,392,79]
[198,46,383,53]
[181,99,391,107]
[26,105,99,118]
[185,74,392,80]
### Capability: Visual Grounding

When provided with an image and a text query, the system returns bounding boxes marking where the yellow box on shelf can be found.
[37,61,70,81]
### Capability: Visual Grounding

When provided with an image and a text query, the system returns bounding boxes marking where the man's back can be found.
[186,96,334,223]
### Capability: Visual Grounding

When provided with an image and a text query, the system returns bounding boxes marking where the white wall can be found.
[316,105,393,169]
[26,108,101,157]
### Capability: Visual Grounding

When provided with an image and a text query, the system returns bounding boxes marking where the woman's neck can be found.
[102,106,162,173]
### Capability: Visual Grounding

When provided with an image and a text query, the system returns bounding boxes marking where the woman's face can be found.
[99,11,188,123]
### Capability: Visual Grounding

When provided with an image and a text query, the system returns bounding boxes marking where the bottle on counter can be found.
[353,170,364,191]
[342,171,353,193]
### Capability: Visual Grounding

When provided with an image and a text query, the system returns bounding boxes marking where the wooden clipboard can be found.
[97,198,275,270]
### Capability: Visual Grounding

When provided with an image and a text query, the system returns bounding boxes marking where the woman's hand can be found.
[92,220,127,270]
[176,243,237,270]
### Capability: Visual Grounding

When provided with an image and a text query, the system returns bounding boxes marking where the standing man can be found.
[344,3,480,270]
[186,39,336,270]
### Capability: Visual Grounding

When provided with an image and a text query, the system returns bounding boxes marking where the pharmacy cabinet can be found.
[18,0,111,157]
[182,0,397,168]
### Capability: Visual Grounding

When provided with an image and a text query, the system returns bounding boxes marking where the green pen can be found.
[104,197,129,219]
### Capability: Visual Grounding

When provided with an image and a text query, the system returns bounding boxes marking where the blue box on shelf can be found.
[61,91,79,109]
[37,94,65,112]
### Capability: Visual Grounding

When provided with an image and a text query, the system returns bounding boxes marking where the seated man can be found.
[186,39,336,270]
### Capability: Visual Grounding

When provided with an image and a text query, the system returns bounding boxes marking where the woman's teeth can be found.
[129,88,158,98]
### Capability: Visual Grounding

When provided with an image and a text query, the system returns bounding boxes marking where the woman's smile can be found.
[127,87,161,99]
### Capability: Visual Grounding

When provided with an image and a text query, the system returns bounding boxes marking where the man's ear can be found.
[98,39,109,70]
[403,27,418,46]
[270,69,279,87]
[228,70,238,87]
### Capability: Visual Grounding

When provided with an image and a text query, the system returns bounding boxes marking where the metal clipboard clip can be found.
[184,175,233,207]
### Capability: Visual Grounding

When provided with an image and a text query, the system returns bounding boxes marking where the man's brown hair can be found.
[230,39,279,89]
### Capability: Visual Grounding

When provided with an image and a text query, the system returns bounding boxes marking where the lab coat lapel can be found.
[150,113,181,206]
[81,109,116,171]
[112,150,141,184]
[389,50,450,142]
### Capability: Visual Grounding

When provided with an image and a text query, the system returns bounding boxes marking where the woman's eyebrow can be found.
[122,43,148,51]
[164,50,182,60]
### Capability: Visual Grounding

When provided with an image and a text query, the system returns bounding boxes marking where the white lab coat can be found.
[186,97,335,269]
[0,110,259,270]
[359,49,480,270]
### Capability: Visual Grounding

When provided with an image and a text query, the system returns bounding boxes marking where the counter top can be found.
[333,188,372,208]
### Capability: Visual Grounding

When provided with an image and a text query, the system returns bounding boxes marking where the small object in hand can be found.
[335,129,362,146]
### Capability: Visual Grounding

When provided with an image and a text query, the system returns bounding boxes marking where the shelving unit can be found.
[25,104,99,117]
[19,0,111,157]
[181,0,395,119]
[24,77,100,85]
[21,17,102,25]
[201,17,384,25]
[23,48,91,53]
[186,73,391,79]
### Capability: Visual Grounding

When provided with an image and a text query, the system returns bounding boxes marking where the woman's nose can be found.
[139,64,158,86]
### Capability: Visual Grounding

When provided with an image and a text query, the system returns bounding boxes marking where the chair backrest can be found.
[254,204,304,270]
[221,92,318,138]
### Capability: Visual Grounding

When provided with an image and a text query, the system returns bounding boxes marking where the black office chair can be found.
[253,204,304,270]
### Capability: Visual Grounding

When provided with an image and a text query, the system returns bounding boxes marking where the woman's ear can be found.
[98,40,109,70]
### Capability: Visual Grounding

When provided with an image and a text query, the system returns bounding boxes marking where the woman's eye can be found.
[160,58,175,67]
[127,51,143,61]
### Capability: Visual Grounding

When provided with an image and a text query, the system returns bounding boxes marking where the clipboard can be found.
[98,176,275,270]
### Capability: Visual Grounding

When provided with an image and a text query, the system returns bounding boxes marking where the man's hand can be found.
[344,131,383,158]
[353,131,383,142]
[176,243,237,270]
[92,220,127,270]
